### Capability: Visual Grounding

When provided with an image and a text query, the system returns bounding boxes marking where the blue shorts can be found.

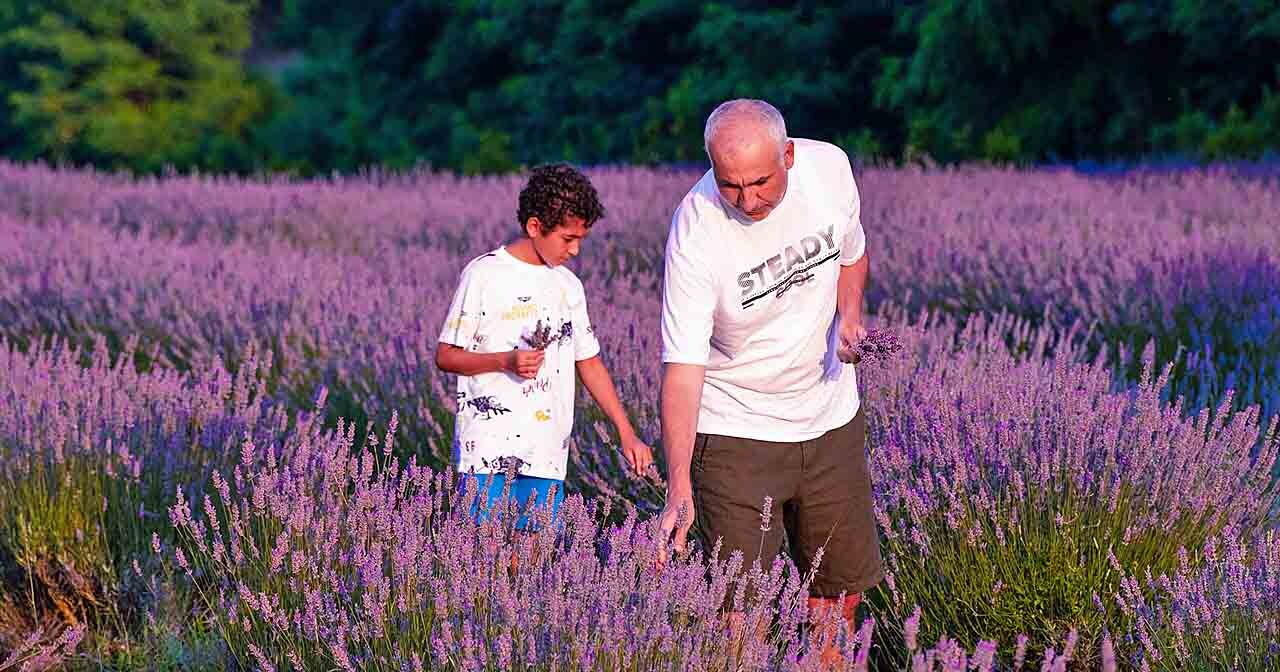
[465,473,565,531]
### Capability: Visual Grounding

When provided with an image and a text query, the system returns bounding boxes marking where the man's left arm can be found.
[838,252,869,323]
[837,252,870,362]
[836,166,869,362]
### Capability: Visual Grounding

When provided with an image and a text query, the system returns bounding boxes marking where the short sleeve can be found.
[839,163,867,266]
[660,207,716,365]
[839,176,870,266]
[570,281,601,361]
[439,263,484,348]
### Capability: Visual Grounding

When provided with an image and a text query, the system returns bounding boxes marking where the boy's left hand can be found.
[620,433,656,478]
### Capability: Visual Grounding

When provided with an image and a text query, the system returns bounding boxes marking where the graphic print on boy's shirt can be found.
[439,246,600,480]
[454,313,570,414]
[462,394,511,420]
[451,313,567,460]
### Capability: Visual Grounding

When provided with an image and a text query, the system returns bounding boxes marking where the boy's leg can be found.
[509,476,565,532]
[788,405,884,667]
[466,472,503,524]
[507,476,565,573]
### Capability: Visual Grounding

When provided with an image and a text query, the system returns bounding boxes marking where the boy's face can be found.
[527,214,591,267]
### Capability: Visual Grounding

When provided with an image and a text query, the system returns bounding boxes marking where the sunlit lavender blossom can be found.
[857,327,904,363]
[1,157,1277,669]
[904,606,922,652]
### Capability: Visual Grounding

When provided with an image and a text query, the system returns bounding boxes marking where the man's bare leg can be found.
[508,529,542,575]
[726,610,770,662]
[806,593,862,668]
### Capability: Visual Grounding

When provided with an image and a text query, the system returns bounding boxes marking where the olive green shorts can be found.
[690,405,884,599]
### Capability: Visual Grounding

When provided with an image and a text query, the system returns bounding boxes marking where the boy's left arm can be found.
[575,356,655,477]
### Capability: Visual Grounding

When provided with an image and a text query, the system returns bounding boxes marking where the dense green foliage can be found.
[878,1,1280,163]
[0,0,271,173]
[1,0,1277,175]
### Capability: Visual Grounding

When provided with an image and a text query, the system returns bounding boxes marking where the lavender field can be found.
[1,158,1279,671]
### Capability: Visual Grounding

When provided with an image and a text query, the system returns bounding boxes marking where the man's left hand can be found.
[837,318,867,364]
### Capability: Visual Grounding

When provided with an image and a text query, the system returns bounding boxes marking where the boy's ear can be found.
[524,216,543,237]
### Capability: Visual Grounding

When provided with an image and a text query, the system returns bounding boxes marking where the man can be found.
[655,99,883,662]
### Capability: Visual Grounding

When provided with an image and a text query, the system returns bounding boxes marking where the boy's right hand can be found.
[505,349,545,379]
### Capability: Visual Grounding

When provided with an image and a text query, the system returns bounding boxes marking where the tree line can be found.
[1,0,1277,176]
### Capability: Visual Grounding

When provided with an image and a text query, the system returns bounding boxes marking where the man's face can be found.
[528,214,591,267]
[710,135,794,222]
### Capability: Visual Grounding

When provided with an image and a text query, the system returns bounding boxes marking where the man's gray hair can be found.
[703,99,788,157]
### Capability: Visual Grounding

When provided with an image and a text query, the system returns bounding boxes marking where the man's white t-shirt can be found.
[661,138,866,442]
[439,246,601,480]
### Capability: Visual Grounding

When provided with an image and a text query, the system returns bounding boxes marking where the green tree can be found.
[877,0,1280,163]
[7,0,1276,174]
[0,0,44,153]
[615,2,904,164]
[258,0,906,174]
[878,2,1151,162]
[259,0,702,173]
[0,0,272,173]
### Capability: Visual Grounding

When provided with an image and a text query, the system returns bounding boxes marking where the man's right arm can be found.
[655,200,714,566]
[660,362,706,499]
[656,362,705,566]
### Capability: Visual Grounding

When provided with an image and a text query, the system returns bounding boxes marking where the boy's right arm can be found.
[437,261,542,380]
[435,344,544,379]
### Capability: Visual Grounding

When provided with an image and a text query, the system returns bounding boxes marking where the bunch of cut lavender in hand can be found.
[857,328,904,363]
[522,318,556,350]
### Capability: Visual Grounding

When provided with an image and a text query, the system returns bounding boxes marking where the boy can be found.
[436,163,654,529]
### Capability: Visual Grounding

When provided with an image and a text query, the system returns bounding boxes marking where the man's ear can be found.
[783,140,795,169]
[525,216,543,237]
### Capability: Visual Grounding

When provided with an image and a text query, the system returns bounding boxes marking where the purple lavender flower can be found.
[904,606,921,652]
[522,319,556,350]
[759,496,774,533]
[3,156,1278,671]
[856,327,904,363]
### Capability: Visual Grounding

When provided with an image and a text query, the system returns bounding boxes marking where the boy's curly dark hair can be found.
[517,163,606,235]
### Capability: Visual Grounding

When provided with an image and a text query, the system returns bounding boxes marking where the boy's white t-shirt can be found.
[439,246,601,480]
[661,138,866,442]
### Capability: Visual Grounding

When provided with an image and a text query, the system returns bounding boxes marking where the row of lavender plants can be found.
[3,160,1278,420]
[2,160,1278,668]
[860,306,1278,668]
[0,215,665,511]
[2,304,1276,668]
[2,178,1277,497]
[0,334,287,668]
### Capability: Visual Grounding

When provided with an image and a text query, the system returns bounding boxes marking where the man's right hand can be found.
[655,485,695,570]
[504,349,545,379]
